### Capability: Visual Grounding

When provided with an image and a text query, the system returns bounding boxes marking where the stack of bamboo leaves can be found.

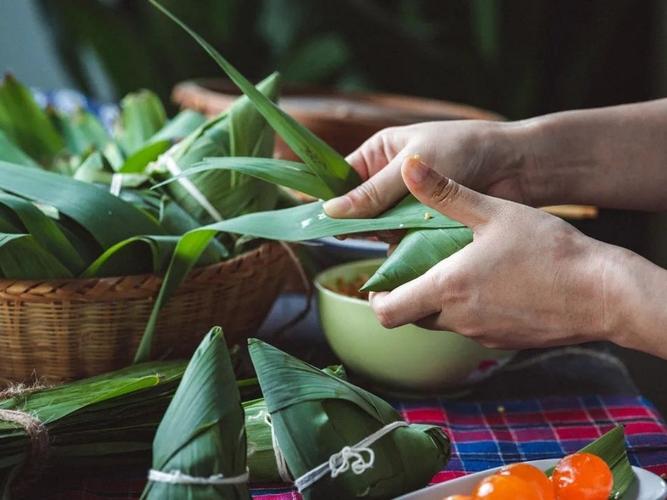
[0,360,186,497]
[0,70,281,281]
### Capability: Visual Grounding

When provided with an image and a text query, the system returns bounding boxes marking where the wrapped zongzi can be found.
[142,327,248,500]
[248,338,451,499]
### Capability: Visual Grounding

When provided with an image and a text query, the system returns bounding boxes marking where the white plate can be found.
[397,459,667,500]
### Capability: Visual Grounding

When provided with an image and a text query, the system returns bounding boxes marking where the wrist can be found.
[509,112,602,206]
[599,244,667,357]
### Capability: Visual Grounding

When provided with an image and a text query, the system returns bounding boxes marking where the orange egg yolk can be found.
[472,473,543,500]
[551,452,613,500]
[498,463,554,500]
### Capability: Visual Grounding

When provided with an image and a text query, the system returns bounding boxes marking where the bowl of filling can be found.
[315,259,516,393]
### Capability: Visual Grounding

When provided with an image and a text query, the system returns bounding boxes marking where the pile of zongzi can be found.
[0,325,636,499]
[142,328,451,500]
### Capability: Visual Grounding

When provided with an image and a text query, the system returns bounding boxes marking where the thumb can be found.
[401,154,499,228]
[323,155,407,218]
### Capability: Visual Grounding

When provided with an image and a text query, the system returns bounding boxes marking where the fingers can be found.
[323,156,408,218]
[368,270,441,329]
[401,154,501,229]
[345,128,401,179]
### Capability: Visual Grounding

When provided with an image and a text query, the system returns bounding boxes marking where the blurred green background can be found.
[1,0,667,407]
[24,0,662,121]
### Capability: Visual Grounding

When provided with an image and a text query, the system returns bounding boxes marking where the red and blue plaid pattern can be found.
[40,395,667,500]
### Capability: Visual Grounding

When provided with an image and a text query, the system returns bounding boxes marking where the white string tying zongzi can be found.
[258,410,293,483]
[294,420,409,493]
[148,468,249,485]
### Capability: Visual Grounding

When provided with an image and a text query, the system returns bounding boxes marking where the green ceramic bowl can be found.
[315,259,516,393]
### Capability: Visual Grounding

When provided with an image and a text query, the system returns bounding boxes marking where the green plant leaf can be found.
[149,0,360,198]
[81,235,179,278]
[0,193,86,275]
[0,74,63,163]
[134,228,218,362]
[116,89,167,155]
[0,130,40,168]
[207,197,464,241]
[155,73,281,224]
[51,108,110,156]
[0,160,165,249]
[134,197,463,362]
[363,227,473,291]
[149,109,207,143]
[142,327,249,500]
[0,360,186,493]
[119,139,170,173]
[0,233,72,279]
[166,157,333,200]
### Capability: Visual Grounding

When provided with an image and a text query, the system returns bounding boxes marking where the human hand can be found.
[323,120,531,219]
[368,155,622,350]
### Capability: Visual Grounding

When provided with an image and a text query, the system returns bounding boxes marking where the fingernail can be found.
[323,196,351,217]
[403,154,430,184]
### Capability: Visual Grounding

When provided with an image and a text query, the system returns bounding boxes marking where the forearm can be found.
[604,245,667,358]
[512,99,667,210]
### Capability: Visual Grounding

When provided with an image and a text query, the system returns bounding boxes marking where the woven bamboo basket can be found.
[0,242,291,383]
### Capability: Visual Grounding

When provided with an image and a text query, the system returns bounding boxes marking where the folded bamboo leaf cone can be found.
[248,338,451,499]
[142,327,248,500]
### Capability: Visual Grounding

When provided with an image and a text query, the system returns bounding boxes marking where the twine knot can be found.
[294,420,409,493]
[0,408,50,496]
[329,446,375,478]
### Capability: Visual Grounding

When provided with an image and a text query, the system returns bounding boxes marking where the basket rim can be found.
[0,241,287,301]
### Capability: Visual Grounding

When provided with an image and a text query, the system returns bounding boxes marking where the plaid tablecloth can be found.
[38,394,667,499]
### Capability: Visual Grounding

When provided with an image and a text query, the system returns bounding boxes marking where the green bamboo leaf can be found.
[228,74,279,159]
[243,398,279,483]
[51,108,110,156]
[73,151,149,189]
[156,73,281,224]
[167,157,333,200]
[135,228,218,362]
[149,109,207,143]
[248,339,450,499]
[103,142,125,171]
[116,90,167,155]
[208,197,463,241]
[119,139,170,173]
[149,0,360,198]
[363,227,473,291]
[0,131,40,168]
[0,233,72,279]
[0,160,165,249]
[134,197,463,362]
[0,74,63,163]
[0,193,86,275]
[156,198,228,261]
[81,235,179,278]
[0,360,186,493]
[143,327,249,500]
